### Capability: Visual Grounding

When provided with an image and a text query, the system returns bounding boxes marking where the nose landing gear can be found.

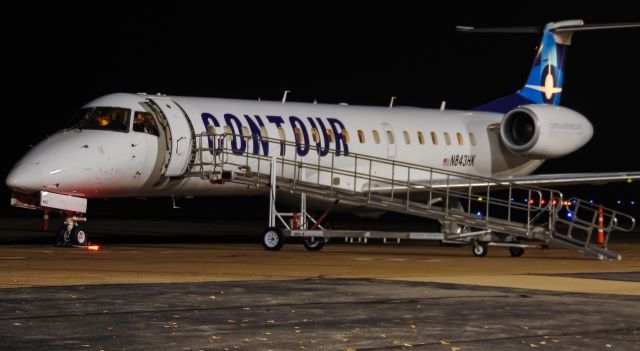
[55,215,88,247]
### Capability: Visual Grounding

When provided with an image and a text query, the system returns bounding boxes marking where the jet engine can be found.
[499,104,593,159]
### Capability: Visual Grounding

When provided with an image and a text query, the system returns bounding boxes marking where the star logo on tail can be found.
[525,63,562,100]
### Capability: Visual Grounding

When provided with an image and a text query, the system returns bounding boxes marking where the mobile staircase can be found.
[191,133,635,260]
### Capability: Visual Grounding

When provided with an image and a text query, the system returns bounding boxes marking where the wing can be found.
[364,171,640,193]
[493,171,640,187]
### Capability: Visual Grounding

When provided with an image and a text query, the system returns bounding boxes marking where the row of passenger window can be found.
[355,130,476,146]
[228,125,476,147]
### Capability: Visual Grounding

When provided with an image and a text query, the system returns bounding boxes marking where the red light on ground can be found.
[87,245,101,251]
[552,199,558,206]
[529,199,535,205]
[540,199,546,205]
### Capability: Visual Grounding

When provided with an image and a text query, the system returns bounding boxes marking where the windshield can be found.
[66,107,131,132]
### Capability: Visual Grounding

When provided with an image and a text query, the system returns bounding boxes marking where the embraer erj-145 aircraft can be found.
[6,20,640,255]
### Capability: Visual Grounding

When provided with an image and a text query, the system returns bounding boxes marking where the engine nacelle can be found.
[499,104,593,159]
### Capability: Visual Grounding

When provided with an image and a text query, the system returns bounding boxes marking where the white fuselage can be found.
[8,93,588,199]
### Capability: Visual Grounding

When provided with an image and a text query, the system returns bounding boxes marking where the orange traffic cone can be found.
[597,206,605,247]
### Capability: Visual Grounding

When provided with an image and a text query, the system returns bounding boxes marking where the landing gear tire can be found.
[509,246,525,257]
[472,241,488,257]
[303,238,325,251]
[71,227,88,246]
[262,227,284,251]
[56,225,88,247]
[56,225,71,247]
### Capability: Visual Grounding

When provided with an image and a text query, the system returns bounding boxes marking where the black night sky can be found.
[2,4,639,217]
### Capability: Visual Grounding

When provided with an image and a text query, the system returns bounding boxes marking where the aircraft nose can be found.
[5,160,47,192]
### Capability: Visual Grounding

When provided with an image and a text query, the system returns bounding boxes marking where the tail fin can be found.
[464,20,640,113]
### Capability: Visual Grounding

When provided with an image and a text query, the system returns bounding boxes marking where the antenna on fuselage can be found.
[282,90,291,104]
[389,96,396,108]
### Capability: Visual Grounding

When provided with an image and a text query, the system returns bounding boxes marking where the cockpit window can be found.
[66,107,131,132]
[133,111,159,136]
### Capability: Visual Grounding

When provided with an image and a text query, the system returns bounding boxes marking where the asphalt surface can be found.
[1,216,639,350]
[548,272,640,282]
[2,279,639,351]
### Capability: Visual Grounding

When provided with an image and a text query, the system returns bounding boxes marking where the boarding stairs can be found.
[190,133,635,260]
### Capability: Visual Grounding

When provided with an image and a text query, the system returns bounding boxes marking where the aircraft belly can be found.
[137,178,265,197]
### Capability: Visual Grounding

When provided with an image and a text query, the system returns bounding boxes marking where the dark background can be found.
[2,4,639,219]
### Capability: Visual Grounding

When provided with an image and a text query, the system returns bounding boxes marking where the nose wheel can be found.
[55,216,88,247]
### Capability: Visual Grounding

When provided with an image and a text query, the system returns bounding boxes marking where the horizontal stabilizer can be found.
[457,22,640,34]
[554,22,640,32]
[456,25,540,33]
